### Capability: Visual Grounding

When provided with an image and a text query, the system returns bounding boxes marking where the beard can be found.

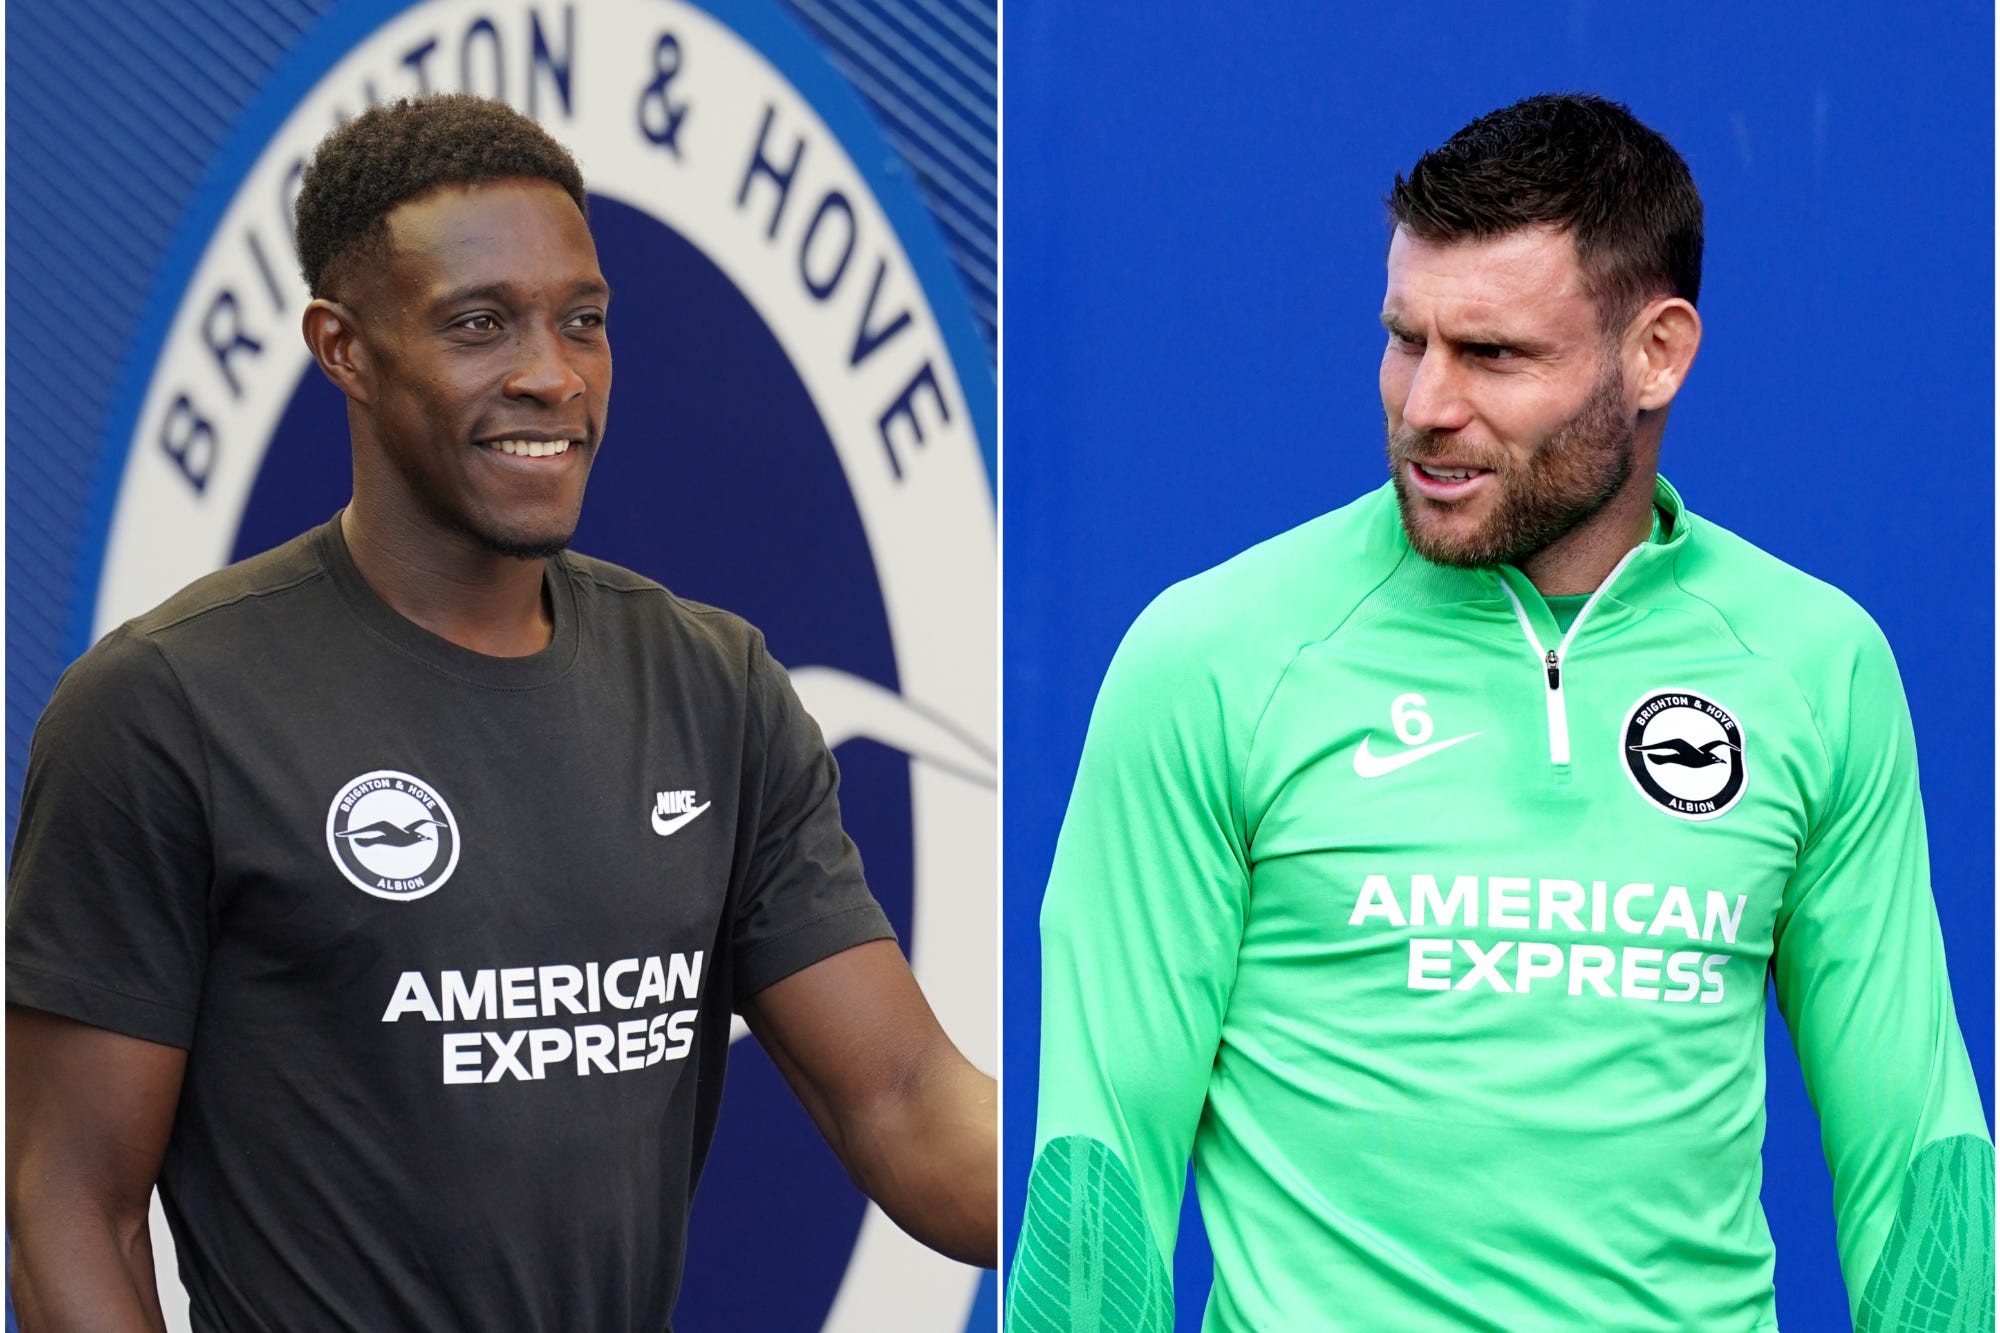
[1387,361,1635,569]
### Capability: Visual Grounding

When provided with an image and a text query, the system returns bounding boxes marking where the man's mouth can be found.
[1412,461,1489,483]
[1404,457,1494,501]
[480,437,580,458]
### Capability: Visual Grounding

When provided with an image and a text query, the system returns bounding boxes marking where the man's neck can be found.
[339,506,555,657]
[1516,469,1660,597]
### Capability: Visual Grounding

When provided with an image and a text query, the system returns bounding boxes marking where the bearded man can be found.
[1009,93,1990,1332]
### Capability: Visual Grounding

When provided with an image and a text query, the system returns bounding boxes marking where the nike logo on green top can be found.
[1351,731,1481,778]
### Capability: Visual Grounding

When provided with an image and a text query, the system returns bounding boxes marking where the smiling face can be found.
[341,177,611,559]
[1379,225,1639,569]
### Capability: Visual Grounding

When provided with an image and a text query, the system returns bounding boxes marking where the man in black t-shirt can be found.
[6,95,996,1331]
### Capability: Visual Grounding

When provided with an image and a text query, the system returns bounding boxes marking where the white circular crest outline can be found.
[324,768,462,900]
[1618,687,1749,822]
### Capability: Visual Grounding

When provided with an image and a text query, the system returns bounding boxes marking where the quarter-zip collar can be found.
[1490,475,1691,642]
[1486,476,1690,766]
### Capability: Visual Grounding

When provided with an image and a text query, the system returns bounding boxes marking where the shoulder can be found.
[1667,506,1908,776]
[121,526,331,644]
[1672,508,1896,679]
[1113,484,1411,698]
[53,527,332,714]
[1078,486,1411,771]
[558,548,780,679]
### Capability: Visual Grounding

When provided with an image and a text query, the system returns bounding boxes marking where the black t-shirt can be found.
[6,517,895,1332]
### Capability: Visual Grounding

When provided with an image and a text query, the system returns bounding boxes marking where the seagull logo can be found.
[1627,738,1740,769]
[1620,690,1748,822]
[324,770,461,900]
[331,816,450,848]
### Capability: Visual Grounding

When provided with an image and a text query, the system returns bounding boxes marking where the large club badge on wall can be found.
[88,2,995,1329]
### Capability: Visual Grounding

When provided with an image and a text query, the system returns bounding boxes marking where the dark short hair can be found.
[1387,93,1703,327]
[294,93,588,298]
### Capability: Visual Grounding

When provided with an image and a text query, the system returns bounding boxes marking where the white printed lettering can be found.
[1351,874,1408,927]
[1703,892,1747,945]
[1620,947,1664,1001]
[1648,884,1701,939]
[663,1009,697,1061]
[483,1029,532,1082]
[500,966,536,1019]
[576,1024,617,1075]
[1456,940,1513,992]
[1663,951,1703,1002]
[1613,883,1656,935]
[1699,954,1728,1002]
[634,955,669,1007]
[1413,874,1477,928]
[538,964,586,1016]
[443,1032,483,1083]
[603,958,640,1008]
[1537,879,1586,933]
[1408,938,1453,990]
[442,969,497,1022]
[667,951,704,1003]
[382,971,442,1023]
[529,1027,573,1080]
[1569,944,1616,997]
[1486,877,1530,929]
[1514,941,1564,992]
[618,1017,650,1071]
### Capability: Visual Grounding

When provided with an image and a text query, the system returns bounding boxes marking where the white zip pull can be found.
[1543,648,1570,764]
[1497,545,1645,768]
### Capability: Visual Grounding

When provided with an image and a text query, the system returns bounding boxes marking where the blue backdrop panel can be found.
[1000,5,1993,1330]
[6,1,994,1330]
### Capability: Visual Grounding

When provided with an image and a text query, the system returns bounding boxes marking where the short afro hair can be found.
[294,93,588,299]
[1388,93,1702,330]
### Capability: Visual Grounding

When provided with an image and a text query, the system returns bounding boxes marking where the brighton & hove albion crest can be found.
[1621,690,1747,821]
[325,770,461,900]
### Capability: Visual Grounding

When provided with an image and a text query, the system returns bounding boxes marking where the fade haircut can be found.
[294,93,588,299]
[1387,93,1703,331]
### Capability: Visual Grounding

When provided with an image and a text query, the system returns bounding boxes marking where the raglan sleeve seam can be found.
[1663,569,1841,851]
[1239,548,1413,852]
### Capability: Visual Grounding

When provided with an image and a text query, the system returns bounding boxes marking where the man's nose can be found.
[505,323,588,404]
[1398,348,1472,436]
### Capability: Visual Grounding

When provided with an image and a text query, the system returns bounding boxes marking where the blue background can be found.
[999,4,1995,1329]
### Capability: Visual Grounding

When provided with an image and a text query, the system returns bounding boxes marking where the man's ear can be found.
[1629,297,1701,412]
[302,298,372,405]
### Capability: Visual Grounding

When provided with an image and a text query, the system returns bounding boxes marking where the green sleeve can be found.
[1007,593,1255,1333]
[1771,623,1992,1330]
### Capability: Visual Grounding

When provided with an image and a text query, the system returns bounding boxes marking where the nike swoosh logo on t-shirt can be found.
[651,801,712,836]
[1352,732,1481,778]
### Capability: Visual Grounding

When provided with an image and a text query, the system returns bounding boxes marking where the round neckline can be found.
[314,513,580,690]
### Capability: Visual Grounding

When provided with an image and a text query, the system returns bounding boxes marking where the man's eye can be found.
[456,314,499,333]
[566,311,606,329]
[1387,330,1422,351]
[1469,344,1516,361]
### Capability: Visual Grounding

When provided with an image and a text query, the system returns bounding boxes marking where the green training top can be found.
[1009,479,1991,1332]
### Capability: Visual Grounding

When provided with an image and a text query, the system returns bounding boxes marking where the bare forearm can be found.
[846,1059,997,1267]
[8,1213,166,1333]
[7,1008,183,1333]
